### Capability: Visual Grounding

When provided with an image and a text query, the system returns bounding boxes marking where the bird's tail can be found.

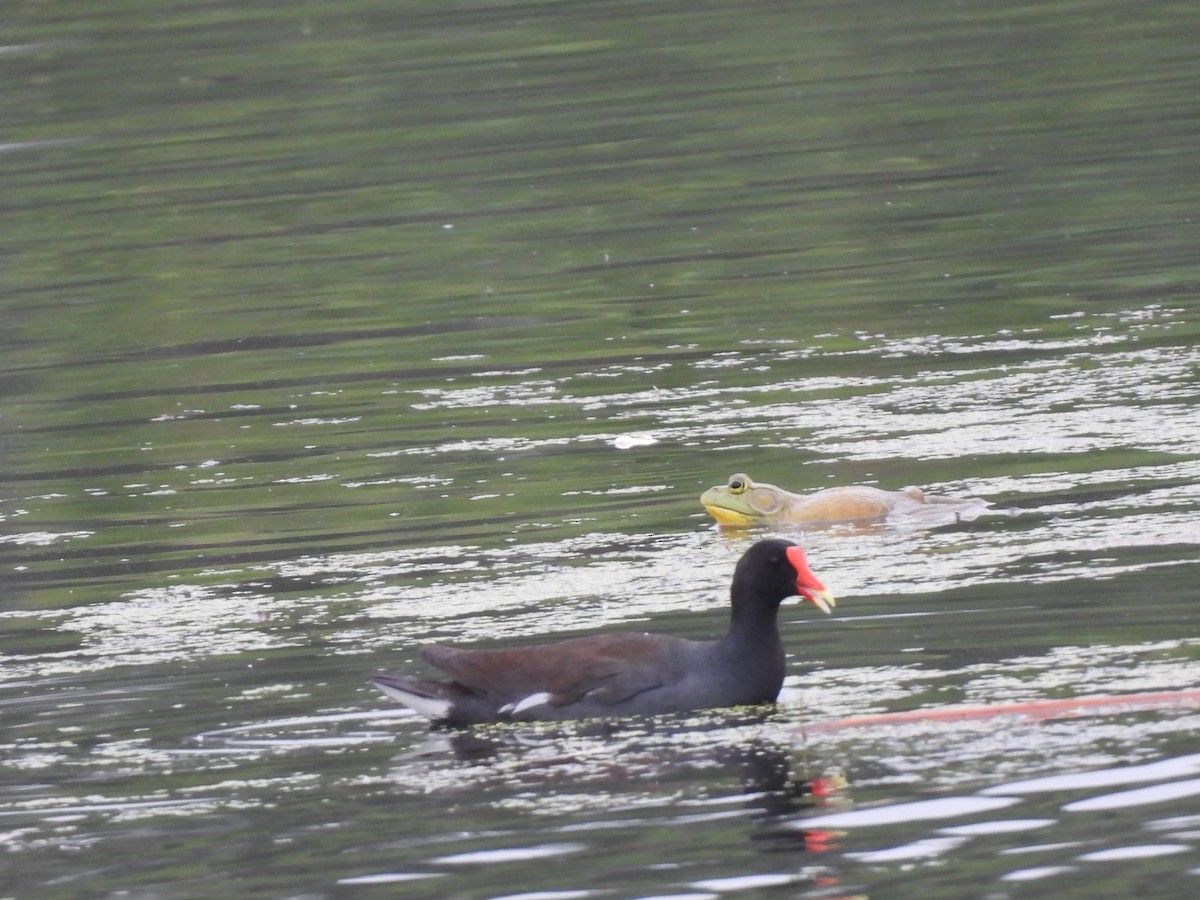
[370,673,453,720]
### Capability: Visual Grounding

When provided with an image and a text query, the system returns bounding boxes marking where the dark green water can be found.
[3,1,1199,897]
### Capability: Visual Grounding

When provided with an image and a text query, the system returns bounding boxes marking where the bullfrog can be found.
[700,472,989,527]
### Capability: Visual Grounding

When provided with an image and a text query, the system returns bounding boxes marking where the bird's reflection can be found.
[387,711,854,893]
[392,710,847,836]
[720,736,847,857]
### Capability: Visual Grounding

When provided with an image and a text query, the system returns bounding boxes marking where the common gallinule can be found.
[371,538,835,726]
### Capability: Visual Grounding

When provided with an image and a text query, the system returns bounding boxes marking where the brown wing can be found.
[421,632,682,708]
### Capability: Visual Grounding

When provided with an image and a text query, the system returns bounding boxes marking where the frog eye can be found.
[727,473,751,494]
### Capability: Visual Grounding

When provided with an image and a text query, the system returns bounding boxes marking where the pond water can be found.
[3,0,1199,897]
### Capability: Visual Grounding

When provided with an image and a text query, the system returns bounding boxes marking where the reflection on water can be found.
[3,0,1200,896]
[793,742,1200,888]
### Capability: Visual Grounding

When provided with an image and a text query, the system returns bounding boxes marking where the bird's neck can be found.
[716,597,786,700]
[724,595,783,647]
